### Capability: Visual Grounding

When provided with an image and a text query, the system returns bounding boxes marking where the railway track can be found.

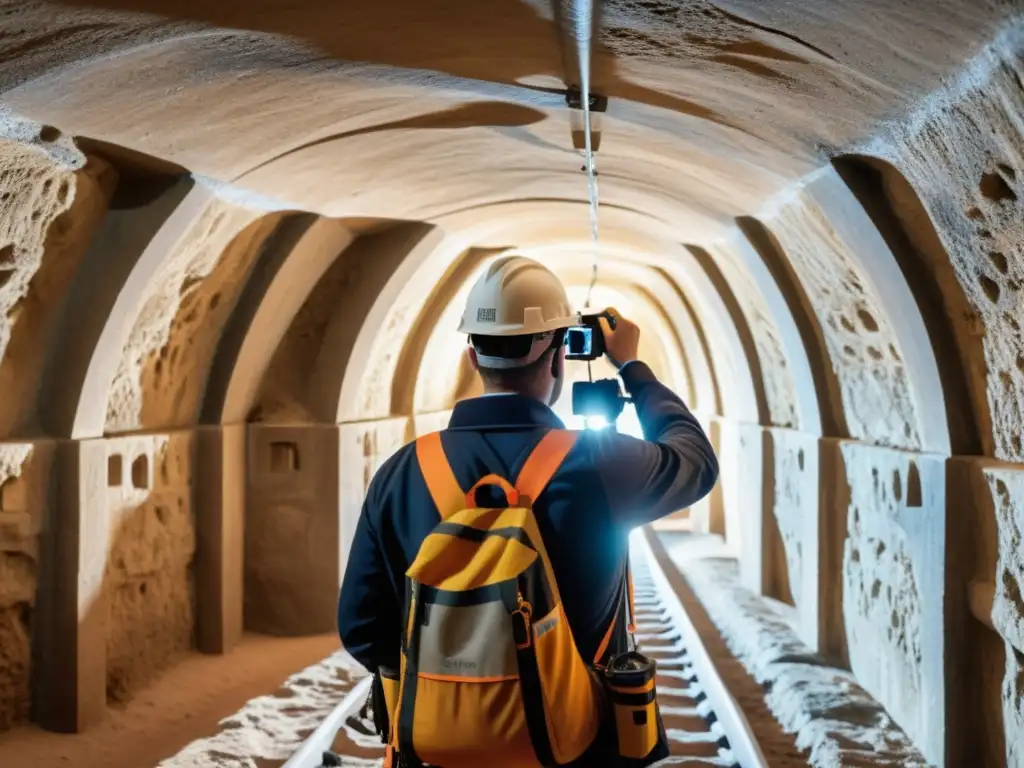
[284,529,768,768]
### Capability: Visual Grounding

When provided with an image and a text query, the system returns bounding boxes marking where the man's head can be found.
[457,256,575,406]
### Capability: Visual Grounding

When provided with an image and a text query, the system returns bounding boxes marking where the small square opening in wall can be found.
[270,442,300,473]
[0,477,20,512]
[108,454,123,487]
[906,460,923,508]
[132,454,149,490]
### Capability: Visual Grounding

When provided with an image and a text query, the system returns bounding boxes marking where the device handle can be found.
[595,309,617,330]
[577,309,616,330]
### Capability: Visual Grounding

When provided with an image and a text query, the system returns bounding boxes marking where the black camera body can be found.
[572,378,626,423]
[565,311,629,426]
[565,311,616,362]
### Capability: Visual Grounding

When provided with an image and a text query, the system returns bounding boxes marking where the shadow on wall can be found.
[0,444,47,731]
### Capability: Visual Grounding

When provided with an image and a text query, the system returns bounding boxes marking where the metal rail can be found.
[638,527,769,768]
[281,675,372,768]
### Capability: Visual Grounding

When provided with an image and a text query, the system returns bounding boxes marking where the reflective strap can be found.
[415,433,464,518]
[515,430,579,504]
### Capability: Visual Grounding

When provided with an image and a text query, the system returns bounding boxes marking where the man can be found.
[338,255,718,760]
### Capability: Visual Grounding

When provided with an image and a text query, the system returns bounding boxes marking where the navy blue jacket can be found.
[337,361,718,673]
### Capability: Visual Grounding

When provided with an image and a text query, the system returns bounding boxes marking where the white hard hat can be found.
[458,255,576,369]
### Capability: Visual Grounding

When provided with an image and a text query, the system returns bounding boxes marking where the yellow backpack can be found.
[385,429,607,768]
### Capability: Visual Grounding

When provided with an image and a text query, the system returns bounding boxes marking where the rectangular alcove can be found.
[269,441,300,473]
[132,454,149,489]
[906,460,923,508]
[108,454,123,487]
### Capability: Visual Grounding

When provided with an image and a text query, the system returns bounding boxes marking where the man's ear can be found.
[551,345,564,379]
[467,345,480,372]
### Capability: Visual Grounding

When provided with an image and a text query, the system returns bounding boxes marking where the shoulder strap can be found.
[515,429,579,505]
[625,556,637,637]
[415,432,464,517]
[593,556,636,665]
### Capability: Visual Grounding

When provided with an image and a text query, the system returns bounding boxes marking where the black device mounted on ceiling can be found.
[565,86,608,113]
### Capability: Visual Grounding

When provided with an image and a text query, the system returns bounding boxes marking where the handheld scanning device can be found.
[566,311,631,426]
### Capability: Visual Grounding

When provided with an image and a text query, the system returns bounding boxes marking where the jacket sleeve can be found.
[593,361,719,528]
[337,487,402,674]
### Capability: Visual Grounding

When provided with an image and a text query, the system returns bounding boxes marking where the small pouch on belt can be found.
[371,665,401,744]
[602,651,669,764]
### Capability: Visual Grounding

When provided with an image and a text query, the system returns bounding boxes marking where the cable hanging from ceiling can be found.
[572,0,601,309]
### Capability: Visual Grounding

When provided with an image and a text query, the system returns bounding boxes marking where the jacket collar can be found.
[448,394,565,431]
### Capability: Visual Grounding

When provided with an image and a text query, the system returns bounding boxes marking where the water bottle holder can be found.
[602,651,661,762]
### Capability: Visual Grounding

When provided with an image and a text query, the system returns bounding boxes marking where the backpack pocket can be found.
[401,585,539,768]
[532,602,602,762]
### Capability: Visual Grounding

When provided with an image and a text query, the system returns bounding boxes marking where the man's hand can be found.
[599,307,640,369]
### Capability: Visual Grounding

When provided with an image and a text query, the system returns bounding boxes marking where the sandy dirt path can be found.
[0,633,341,768]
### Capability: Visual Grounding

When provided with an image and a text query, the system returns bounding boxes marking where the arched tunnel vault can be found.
[0,5,1023,768]
[334,200,765,425]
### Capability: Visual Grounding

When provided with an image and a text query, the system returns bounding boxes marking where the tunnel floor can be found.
[0,633,340,768]
[0,534,929,768]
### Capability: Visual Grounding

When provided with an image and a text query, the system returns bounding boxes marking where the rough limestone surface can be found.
[841,444,928,755]
[662,534,928,767]
[0,442,37,730]
[105,201,261,434]
[868,24,1024,462]
[140,213,279,430]
[104,433,195,703]
[0,139,75,416]
[1006,645,1024,768]
[763,190,921,451]
[768,429,818,608]
[984,465,1024,767]
[159,649,366,768]
[0,153,116,438]
[706,241,799,429]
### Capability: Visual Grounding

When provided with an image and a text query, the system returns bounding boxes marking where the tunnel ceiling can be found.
[0,0,1013,237]
[5,5,1024,762]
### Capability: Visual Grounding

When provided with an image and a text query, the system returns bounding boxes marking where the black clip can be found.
[565,86,608,112]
